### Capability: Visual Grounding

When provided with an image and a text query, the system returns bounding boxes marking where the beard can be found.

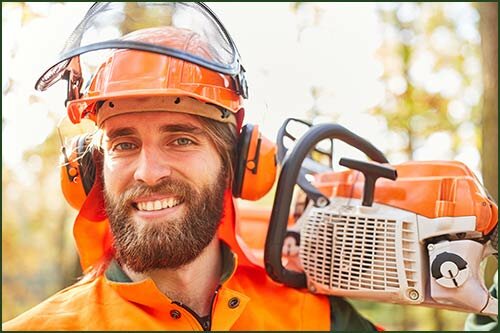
[104,169,227,273]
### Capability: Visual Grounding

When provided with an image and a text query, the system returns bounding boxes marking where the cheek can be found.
[177,152,222,186]
[103,157,131,196]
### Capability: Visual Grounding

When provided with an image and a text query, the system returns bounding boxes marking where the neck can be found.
[123,237,222,317]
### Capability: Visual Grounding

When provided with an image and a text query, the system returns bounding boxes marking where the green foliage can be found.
[372,3,482,161]
[351,300,469,331]
[2,128,80,322]
[121,3,173,33]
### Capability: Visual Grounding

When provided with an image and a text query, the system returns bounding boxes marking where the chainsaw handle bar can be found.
[276,118,334,173]
[265,123,388,288]
[276,118,333,167]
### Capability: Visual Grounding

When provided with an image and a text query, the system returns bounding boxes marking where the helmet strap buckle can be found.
[235,65,248,99]
[63,57,83,106]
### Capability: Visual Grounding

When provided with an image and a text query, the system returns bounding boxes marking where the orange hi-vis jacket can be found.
[3,245,332,330]
[3,180,378,331]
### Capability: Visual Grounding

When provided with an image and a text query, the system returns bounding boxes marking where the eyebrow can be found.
[106,127,137,140]
[105,124,206,141]
[159,124,205,135]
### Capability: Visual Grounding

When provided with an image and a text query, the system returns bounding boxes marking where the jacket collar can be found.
[105,241,237,285]
[104,241,251,331]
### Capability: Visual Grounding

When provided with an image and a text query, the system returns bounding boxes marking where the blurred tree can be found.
[371,3,482,163]
[478,2,498,202]
[371,3,485,330]
[122,2,172,33]
[368,3,489,330]
[477,1,498,300]
[2,127,81,322]
[2,3,87,321]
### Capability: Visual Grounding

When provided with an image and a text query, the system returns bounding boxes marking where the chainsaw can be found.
[264,118,498,316]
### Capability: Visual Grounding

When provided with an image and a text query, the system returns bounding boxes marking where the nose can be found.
[133,146,172,186]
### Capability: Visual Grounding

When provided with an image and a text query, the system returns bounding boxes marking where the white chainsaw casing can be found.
[299,197,496,315]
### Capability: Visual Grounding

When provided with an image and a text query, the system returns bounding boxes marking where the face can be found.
[101,111,227,272]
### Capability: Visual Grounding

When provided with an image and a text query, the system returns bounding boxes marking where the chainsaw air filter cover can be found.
[301,197,430,304]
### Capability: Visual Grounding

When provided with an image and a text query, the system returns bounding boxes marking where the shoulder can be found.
[225,265,331,330]
[232,265,331,313]
[228,265,379,331]
[2,277,111,331]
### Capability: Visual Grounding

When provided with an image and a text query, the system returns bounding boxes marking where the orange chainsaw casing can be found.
[313,161,498,234]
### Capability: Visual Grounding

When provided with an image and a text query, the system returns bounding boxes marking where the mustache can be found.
[117,178,196,206]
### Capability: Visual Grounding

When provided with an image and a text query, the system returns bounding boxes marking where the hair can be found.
[194,115,238,183]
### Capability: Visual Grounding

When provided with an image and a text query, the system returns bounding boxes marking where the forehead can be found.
[101,111,204,133]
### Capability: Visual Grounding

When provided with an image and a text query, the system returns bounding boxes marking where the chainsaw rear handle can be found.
[265,123,389,288]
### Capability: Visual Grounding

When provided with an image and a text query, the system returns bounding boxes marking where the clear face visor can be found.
[35,2,248,102]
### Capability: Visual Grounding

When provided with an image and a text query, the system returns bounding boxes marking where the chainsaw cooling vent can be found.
[300,204,421,301]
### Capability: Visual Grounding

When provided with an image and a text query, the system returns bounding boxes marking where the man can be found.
[3,2,377,331]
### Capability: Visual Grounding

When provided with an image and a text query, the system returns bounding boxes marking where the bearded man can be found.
[3,3,378,331]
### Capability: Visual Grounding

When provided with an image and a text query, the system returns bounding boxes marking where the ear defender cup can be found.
[60,134,97,210]
[233,124,277,200]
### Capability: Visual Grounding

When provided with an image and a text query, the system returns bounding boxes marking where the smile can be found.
[134,198,183,212]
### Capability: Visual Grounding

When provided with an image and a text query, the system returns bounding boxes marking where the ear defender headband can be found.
[61,125,277,210]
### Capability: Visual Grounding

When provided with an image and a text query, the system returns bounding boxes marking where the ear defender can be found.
[60,134,97,210]
[233,124,277,200]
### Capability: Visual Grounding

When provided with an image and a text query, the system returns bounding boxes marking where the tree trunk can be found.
[432,308,445,330]
[478,3,498,202]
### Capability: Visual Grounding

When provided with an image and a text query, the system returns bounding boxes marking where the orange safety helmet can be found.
[67,26,245,128]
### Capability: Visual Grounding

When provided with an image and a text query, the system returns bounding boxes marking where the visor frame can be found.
[35,2,248,98]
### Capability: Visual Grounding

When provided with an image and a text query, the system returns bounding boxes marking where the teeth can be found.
[154,200,162,210]
[136,198,181,211]
[162,198,172,209]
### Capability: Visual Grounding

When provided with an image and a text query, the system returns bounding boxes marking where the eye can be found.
[174,137,194,146]
[113,142,138,151]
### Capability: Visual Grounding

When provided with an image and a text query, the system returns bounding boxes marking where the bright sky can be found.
[2,2,483,181]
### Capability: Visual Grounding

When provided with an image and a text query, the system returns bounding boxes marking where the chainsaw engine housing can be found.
[297,161,497,315]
